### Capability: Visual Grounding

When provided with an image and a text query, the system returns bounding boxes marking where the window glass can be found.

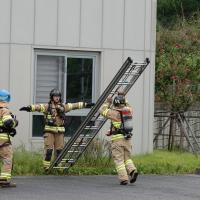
[66,57,93,103]
[64,116,86,136]
[32,115,44,137]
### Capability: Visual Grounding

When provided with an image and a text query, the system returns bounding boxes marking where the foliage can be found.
[156,20,200,111]
[157,0,200,26]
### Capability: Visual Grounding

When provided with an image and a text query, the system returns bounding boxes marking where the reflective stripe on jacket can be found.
[99,100,125,141]
[0,107,16,144]
[44,125,65,133]
[0,133,10,141]
[31,102,86,134]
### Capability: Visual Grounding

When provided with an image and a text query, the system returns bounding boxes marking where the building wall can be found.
[0,0,157,154]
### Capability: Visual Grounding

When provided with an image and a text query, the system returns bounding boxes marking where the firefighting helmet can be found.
[113,95,126,106]
[50,88,62,101]
[0,89,11,102]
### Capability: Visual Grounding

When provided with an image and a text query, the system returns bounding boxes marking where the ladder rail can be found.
[48,57,150,172]
[48,57,133,170]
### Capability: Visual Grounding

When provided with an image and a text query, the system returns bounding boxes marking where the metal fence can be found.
[154,110,200,153]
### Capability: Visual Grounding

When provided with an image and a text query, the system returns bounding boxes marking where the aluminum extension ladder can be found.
[48,57,150,173]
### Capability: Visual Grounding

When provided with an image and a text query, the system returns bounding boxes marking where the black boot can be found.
[56,149,62,158]
[0,180,16,188]
[120,180,128,185]
[130,170,138,183]
[43,149,53,172]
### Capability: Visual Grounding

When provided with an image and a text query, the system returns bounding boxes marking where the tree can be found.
[156,23,200,111]
[157,0,200,26]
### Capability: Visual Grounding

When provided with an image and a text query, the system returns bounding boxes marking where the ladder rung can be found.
[117,82,131,86]
[79,134,93,138]
[132,62,147,66]
[61,158,75,163]
[85,126,98,130]
[72,143,87,147]
[68,150,80,153]
[124,72,140,76]
[53,166,70,169]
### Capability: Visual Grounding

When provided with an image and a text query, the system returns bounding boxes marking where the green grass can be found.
[2,149,198,176]
[134,150,200,175]
[12,147,44,175]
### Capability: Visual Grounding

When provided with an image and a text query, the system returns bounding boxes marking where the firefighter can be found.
[99,93,138,185]
[19,88,94,171]
[0,89,18,187]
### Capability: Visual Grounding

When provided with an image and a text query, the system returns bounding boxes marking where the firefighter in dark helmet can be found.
[99,92,138,185]
[19,88,94,171]
[0,89,18,187]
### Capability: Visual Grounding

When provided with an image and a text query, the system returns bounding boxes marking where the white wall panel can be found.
[35,0,57,45]
[144,0,152,51]
[147,51,155,152]
[58,0,80,46]
[81,0,102,48]
[11,0,34,44]
[141,61,151,152]
[0,0,10,43]
[101,50,123,90]
[0,44,10,89]
[102,0,124,49]
[151,0,157,52]
[124,0,145,50]
[9,45,32,148]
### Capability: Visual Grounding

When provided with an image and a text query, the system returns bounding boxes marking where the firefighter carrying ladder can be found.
[48,57,150,173]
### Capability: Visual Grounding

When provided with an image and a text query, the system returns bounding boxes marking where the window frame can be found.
[32,49,100,138]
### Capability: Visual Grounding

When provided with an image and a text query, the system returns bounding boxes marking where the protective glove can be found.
[19,106,31,112]
[85,103,95,108]
[9,128,17,137]
[56,105,65,113]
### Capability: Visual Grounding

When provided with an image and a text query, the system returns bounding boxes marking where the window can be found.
[32,51,99,137]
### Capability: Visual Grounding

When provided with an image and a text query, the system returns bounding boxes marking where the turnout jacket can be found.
[99,99,133,141]
[30,102,86,133]
[0,106,18,146]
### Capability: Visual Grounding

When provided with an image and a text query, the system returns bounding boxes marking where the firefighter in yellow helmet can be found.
[19,88,94,171]
[0,89,18,188]
[99,93,138,185]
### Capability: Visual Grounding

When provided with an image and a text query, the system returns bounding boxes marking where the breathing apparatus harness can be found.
[110,108,133,139]
[108,95,133,139]
[0,107,17,147]
[45,102,66,126]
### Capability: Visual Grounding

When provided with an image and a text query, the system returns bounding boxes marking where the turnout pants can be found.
[43,132,64,169]
[0,144,13,181]
[111,138,137,182]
